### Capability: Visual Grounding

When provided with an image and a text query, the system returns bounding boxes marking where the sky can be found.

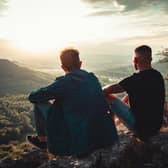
[0,0,168,63]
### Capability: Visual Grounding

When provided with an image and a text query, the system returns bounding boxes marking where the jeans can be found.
[33,103,52,136]
[33,97,135,136]
[110,98,136,130]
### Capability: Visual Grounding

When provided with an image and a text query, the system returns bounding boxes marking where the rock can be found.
[0,149,48,168]
[1,132,168,168]
[0,157,16,168]
[39,132,168,168]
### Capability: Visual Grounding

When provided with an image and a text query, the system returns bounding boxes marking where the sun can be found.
[1,0,93,52]
[12,34,68,53]
[1,0,134,53]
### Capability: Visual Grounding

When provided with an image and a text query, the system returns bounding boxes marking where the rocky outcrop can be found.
[1,131,168,168]
[39,132,168,168]
[0,150,48,168]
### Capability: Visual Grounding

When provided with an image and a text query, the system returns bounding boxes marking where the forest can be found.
[0,95,34,144]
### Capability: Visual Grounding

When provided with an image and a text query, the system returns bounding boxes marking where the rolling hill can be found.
[0,59,167,99]
[0,59,53,95]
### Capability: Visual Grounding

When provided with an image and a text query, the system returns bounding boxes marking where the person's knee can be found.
[107,94,119,102]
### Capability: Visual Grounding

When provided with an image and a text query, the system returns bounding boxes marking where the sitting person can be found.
[27,48,118,156]
[104,45,165,141]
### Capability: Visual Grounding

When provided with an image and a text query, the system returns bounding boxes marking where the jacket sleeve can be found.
[28,77,65,103]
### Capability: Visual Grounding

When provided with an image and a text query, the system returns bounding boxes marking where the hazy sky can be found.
[0,0,168,57]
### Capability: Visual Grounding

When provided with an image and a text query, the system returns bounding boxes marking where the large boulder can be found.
[39,131,168,168]
[1,131,168,168]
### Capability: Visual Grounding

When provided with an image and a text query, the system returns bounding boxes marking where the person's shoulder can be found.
[124,72,138,80]
[152,68,162,74]
[76,69,97,78]
[88,71,99,80]
[151,69,164,78]
[55,75,65,81]
[53,76,66,85]
[88,71,96,77]
[81,69,100,82]
[79,69,92,75]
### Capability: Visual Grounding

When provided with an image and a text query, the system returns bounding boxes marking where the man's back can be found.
[60,69,109,117]
[46,69,118,155]
[120,68,165,137]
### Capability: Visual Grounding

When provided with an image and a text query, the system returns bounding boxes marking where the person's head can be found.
[133,45,152,71]
[60,48,82,73]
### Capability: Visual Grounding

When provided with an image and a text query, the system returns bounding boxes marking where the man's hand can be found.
[103,85,112,96]
[48,99,56,104]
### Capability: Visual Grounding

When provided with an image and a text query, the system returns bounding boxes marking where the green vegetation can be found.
[0,142,33,159]
[0,95,34,144]
[0,95,36,159]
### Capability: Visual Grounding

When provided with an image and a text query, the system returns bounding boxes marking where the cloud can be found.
[82,0,168,16]
[87,9,120,16]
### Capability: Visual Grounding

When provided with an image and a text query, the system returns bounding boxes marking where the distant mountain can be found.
[0,59,53,95]
[96,61,168,79]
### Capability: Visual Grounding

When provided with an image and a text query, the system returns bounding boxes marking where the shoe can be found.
[27,135,47,150]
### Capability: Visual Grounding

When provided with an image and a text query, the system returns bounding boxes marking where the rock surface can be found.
[1,131,168,168]
[0,149,48,168]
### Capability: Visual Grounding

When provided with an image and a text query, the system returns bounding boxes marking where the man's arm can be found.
[103,84,125,95]
[28,79,65,104]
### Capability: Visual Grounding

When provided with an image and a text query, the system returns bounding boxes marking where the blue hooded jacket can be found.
[29,69,118,155]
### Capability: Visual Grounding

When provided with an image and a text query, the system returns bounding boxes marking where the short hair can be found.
[135,45,152,60]
[60,48,80,71]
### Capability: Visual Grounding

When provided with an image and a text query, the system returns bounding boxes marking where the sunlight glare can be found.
[2,0,92,52]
